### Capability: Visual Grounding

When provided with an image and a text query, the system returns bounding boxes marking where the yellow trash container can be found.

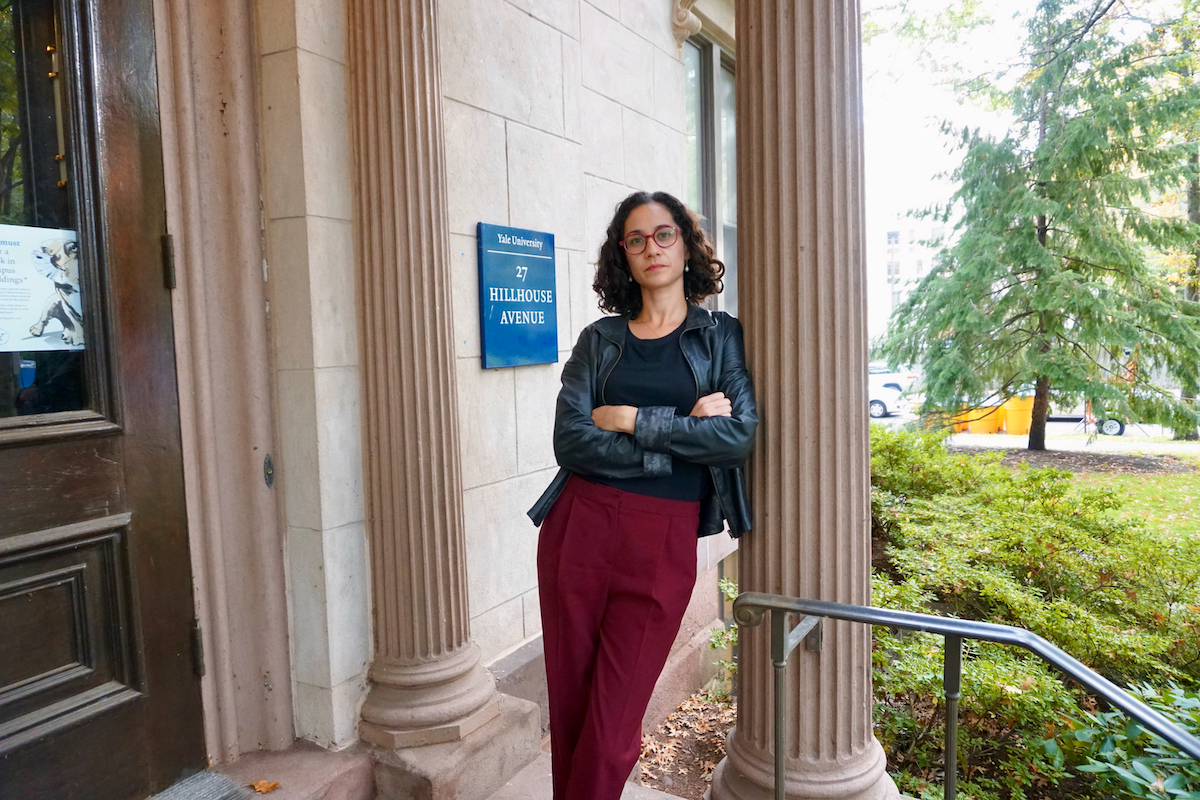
[1002,396,1035,436]
[967,406,1003,434]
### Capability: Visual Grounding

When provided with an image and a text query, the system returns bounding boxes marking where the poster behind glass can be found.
[0,0,86,418]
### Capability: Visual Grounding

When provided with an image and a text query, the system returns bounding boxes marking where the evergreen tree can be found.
[883,0,1200,450]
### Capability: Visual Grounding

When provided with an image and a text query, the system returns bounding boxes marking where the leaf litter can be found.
[639,693,736,798]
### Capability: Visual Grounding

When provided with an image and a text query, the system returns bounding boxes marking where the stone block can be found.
[372,694,540,800]
[261,50,306,220]
[507,0,579,38]
[324,522,370,687]
[642,619,722,732]
[521,589,542,638]
[314,365,364,530]
[582,89,625,183]
[623,108,685,202]
[487,636,548,736]
[515,361,562,475]
[295,0,345,63]
[298,51,353,221]
[698,530,737,575]
[277,369,321,530]
[456,359,518,489]
[562,35,582,144]
[305,217,358,369]
[470,598,526,666]
[506,122,584,250]
[444,101,508,237]
[581,4,654,117]
[295,676,369,749]
[441,0,564,136]
[267,217,315,372]
[653,47,686,133]
[287,523,369,690]
[584,0,619,22]
[257,0,297,56]
[361,699,500,750]
[463,472,544,618]
[568,248,604,344]
[450,233,482,360]
[584,174,632,258]
[620,0,677,56]
[288,526,331,687]
[554,248,574,351]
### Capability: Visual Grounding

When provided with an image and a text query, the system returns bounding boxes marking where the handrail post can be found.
[771,608,788,800]
[944,634,963,800]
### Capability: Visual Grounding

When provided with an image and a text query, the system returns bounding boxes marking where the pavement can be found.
[487,753,677,800]
[874,413,1200,457]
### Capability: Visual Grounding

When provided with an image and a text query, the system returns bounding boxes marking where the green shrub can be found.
[868,425,1200,799]
[707,576,741,703]
[1057,683,1200,799]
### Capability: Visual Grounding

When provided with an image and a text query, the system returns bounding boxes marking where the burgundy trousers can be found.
[537,475,700,800]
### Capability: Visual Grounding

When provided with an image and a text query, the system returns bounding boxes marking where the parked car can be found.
[868,361,919,393]
[869,379,910,418]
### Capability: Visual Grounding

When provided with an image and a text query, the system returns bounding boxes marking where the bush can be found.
[869,425,1200,799]
[1057,683,1200,799]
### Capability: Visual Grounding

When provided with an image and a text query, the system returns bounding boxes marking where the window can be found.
[887,231,899,245]
[684,36,738,315]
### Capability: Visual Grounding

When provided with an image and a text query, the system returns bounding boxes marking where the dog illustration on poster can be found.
[29,238,83,346]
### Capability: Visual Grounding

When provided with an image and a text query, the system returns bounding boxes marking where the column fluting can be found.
[345,0,499,748]
[711,2,899,797]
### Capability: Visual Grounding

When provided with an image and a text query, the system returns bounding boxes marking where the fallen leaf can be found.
[249,780,280,794]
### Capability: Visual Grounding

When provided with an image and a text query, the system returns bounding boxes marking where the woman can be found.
[527,190,757,800]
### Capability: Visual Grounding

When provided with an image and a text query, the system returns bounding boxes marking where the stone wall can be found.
[253,0,735,750]
[439,0,697,662]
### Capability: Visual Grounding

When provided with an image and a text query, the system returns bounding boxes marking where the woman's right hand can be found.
[690,392,732,418]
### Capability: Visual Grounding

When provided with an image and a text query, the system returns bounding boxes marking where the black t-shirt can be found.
[591,321,710,501]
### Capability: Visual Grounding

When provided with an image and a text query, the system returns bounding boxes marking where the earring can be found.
[684,261,690,273]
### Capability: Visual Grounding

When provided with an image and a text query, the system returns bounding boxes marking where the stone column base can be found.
[712,727,899,800]
[371,694,540,800]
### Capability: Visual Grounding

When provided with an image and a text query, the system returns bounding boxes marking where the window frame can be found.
[686,33,737,314]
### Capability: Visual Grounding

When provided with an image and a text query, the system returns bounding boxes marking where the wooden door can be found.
[0,0,204,796]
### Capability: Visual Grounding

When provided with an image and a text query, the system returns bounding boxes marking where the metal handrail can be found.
[733,591,1200,800]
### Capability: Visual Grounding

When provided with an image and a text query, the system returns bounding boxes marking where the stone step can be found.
[216,739,374,800]
[487,752,679,800]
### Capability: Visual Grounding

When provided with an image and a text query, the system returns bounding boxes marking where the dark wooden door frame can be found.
[0,0,205,794]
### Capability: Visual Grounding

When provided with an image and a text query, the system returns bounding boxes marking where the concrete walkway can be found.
[487,753,678,800]
[948,419,1200,457]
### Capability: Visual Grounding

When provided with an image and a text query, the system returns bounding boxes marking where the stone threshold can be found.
[216,739,373,800]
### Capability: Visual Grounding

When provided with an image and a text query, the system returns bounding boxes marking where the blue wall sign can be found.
[477,223,558,369]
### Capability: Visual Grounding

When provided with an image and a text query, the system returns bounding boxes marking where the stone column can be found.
[710,2,899,799]
[345,0,539,796]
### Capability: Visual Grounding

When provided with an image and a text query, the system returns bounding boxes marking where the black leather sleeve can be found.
[652,316,758,468]
[552,327,670,478]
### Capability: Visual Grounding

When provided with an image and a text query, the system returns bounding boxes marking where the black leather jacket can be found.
[527,304,757,538]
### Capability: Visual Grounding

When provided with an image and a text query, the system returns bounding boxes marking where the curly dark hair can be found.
[593,191,724,318]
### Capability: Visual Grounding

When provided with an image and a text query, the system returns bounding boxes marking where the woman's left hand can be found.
[591,405,637,434]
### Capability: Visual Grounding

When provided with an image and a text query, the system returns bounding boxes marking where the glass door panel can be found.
[0,0,86,418]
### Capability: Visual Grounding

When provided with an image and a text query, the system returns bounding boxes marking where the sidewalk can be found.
[947,419,1200,457]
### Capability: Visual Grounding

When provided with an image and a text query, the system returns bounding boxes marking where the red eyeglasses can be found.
[620,225,680,255]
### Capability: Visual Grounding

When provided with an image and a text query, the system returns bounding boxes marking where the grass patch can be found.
[1075,469,1200,540]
